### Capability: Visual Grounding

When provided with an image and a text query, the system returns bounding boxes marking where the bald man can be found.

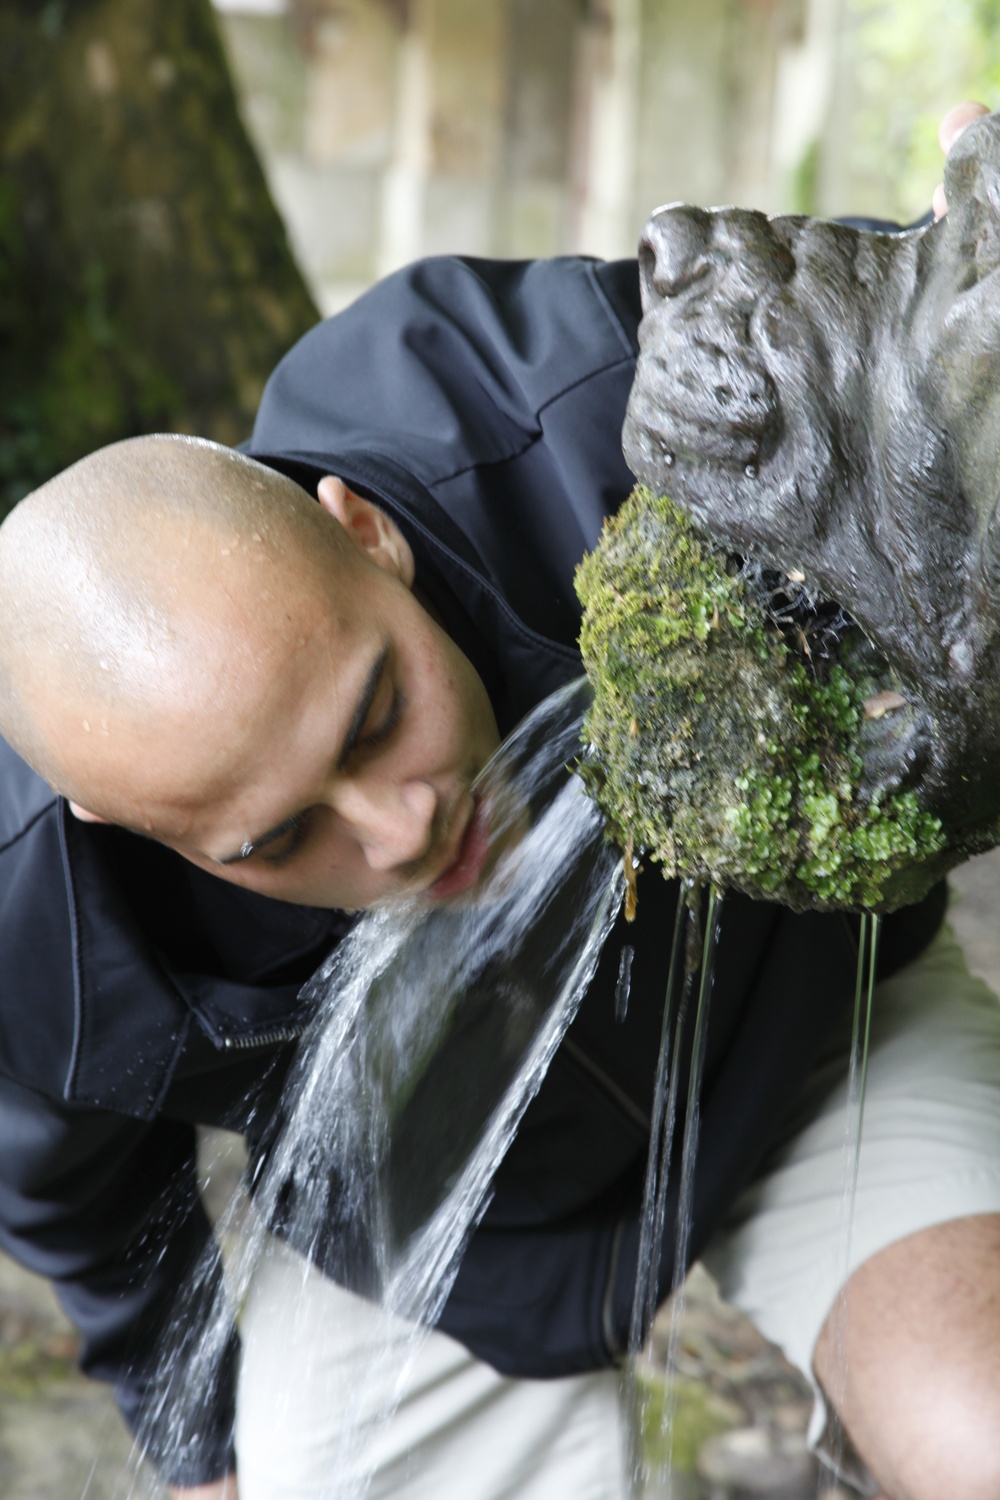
[0,439,499,910]
[2,163,1000,1500]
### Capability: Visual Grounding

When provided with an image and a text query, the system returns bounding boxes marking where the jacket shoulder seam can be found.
[433,350,637,491]
[536,350,637,420]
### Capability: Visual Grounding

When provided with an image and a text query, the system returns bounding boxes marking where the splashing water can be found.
[118,659,885,1500]
[128,678,623,1499]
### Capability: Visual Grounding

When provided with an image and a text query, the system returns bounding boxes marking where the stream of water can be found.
[627,886,693,1363]
[816,910,882,1495]
[126,678,623,1498]
[626,884,723,1495]
[625,902,884,1500]
[657,887,723,1475]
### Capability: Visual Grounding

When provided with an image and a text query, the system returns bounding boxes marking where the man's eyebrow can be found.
[336,643,390,770]
[216,644,390,866]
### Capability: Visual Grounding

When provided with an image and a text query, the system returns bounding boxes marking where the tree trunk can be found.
[0,0,320,513]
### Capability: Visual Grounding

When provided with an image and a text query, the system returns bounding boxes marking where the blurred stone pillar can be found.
[274,0,397,308]
[770,0,844,214]
[377,0,508,272]
[568,0,642,258]
[377,0,431,274]
[498,0,577,258]
[633,0,778,221]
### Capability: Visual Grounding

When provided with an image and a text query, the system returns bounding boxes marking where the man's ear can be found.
[316,476,415,588]
[68,801,111,825]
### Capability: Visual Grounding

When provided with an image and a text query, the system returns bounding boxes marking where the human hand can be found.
[932,100,990,218]
[167,1477,238,1500]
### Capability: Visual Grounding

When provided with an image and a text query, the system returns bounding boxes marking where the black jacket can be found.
[0,255,943,1484]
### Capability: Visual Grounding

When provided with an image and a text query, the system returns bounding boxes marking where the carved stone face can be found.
[623,111,1000,850]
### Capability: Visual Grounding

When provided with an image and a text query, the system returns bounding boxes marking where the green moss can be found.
[575,487,946,912]
[0,0,319,514]
[636,1369,737,1473]
[0,1337,77,1397]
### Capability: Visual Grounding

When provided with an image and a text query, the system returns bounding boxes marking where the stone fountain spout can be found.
[578,111,1000,912]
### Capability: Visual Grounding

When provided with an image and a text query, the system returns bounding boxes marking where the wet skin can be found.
[68,483,501,911]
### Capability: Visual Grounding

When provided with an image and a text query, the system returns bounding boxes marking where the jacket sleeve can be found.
[0,1072,237,1487]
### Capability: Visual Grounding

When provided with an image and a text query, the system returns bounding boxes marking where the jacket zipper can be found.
[222,1031,650,1122]
[222,1024,306,1051]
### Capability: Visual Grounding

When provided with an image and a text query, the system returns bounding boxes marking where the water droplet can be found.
[663,451,675,467]
[744,462,758,479]
[615,944,634,1023]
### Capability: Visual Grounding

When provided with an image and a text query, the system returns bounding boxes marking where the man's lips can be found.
[426,795,491,901]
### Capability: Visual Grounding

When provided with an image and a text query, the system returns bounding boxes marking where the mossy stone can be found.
[576,487,947,912]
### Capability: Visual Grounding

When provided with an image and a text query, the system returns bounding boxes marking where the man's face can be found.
[67,485,501,910]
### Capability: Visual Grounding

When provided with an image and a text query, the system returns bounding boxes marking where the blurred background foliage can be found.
[823,0,1000,219]
[2,0,999,516]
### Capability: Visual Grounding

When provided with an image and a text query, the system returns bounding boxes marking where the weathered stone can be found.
[577,489,947,909]
[583,110,1000,909]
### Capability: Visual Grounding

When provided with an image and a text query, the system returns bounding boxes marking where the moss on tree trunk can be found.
[0,0,319,513]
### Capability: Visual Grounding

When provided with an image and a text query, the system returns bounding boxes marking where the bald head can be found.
[0,435,365,815]
[0,434,498,910]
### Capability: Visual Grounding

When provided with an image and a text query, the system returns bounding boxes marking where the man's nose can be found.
[333,775,438,871]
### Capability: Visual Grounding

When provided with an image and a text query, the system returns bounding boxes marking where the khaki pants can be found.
[236,1236,629,1500]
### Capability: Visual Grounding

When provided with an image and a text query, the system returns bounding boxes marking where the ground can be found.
[1,848,997,1497]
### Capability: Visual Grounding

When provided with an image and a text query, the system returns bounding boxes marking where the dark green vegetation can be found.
[0,0,318,515]
[576,487,947,912]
